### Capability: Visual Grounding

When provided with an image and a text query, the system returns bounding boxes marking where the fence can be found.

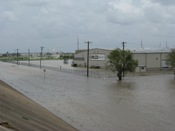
[5,61,117,79]
[4,61,172,79]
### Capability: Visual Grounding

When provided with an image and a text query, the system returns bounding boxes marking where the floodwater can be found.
[20,59,74,69]
[0,62,175,131]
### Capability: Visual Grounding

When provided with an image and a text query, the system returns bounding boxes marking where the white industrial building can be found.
[73,48,171,72]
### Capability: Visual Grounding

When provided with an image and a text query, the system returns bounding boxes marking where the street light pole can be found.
[40,46,44,69]
[85,41,92,77]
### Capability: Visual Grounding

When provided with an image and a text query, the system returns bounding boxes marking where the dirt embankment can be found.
[0,80,77,131]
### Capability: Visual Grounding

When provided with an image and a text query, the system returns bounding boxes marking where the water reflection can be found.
[169,78,175,87]
[112,80,136,89]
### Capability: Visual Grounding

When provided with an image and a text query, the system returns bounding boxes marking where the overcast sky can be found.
[0,0,175,53]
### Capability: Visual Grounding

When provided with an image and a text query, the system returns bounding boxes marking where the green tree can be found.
[166,49,175,69]
[108,48,138,81]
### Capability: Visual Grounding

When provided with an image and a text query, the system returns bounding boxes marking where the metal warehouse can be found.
[73,48,171,72]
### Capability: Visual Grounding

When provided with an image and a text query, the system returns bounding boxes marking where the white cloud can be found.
[1,11,17,21]
[150,0,175,5]
[22,0,50,7]
[142,0,175,24]
[106,0,143,25]
[0,0,175,52]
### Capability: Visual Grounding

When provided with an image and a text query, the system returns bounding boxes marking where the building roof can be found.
[131,48,171,53]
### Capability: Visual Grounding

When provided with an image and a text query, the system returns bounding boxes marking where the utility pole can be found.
[16,49,19,65]
[85,41,92,77]
[40,46,44,69]
[166,41,168,49]
[121,41,127,77]
[28,49,30,66]
[141,39,143,49]
[77,35,79,50]
[122,41,126,51]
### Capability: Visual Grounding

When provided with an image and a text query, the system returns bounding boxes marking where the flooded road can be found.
[0,62,175,131]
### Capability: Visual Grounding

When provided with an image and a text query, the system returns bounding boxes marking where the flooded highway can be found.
[0,62,175,131]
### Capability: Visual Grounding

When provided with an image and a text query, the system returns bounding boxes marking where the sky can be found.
[0,0,175,53]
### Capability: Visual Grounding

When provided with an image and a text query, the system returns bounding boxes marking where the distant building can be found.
[73,48,171,72]
[19,52,73,59]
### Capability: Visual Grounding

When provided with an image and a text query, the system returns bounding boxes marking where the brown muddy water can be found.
[0,62,175,131]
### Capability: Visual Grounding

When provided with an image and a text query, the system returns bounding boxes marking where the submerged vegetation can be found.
[108,48,138,81]
[166,49,175,69]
